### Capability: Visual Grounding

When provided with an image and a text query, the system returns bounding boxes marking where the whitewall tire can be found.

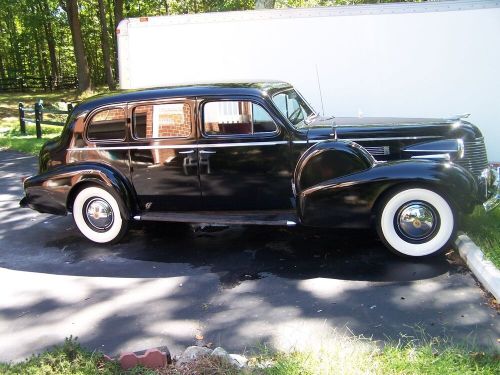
[72,186,128,244]
[376,188,455,257]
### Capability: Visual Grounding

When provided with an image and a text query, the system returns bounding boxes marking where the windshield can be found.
[271,89,316,129]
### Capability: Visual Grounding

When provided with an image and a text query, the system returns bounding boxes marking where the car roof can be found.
[73,81,293,115]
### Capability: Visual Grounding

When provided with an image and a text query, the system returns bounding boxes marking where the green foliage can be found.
[463,207,500,269]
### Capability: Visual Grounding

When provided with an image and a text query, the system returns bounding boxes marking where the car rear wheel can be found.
[376,187,455,257]
[72,186,128,244]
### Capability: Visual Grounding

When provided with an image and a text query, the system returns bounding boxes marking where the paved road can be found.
[0,150,498,362]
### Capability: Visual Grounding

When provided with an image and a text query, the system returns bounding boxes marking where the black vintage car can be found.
[20,82,499,257]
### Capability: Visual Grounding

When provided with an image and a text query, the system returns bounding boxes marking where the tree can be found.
[38,0,60,81]
[61,0,92,92]
[97,0,115,89]
[114,0,124,30]
[255,0,275,9]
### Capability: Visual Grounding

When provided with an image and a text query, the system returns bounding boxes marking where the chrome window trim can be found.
[67,140,289,151]
[131,100,193,141]
[85,106,127,143]
[200,99,280,138]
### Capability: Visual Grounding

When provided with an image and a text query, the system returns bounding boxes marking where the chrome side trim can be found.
[68,141,289,151]
[411,153,450,160]
[292,136,439,145]
[346,136,440,141]
[407,149,458,153]
[69,136,441,152]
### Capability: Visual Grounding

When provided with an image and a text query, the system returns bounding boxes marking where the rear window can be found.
[87,108,126,141]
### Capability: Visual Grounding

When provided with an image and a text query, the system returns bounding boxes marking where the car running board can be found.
[134,210,298,226]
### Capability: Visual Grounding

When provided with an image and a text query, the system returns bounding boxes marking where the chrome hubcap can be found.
[396,202,438,242]
[84,198,114,231]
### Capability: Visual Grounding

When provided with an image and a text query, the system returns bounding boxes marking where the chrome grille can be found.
[456,137,489,178]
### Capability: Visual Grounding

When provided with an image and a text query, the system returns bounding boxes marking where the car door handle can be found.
[200,150,216,154]
[178,150,195,154]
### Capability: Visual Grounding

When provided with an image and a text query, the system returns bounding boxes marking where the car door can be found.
[198,97,293,211]
[129,98,201,211]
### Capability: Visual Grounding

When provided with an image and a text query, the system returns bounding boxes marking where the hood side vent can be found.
[364,145,390,156]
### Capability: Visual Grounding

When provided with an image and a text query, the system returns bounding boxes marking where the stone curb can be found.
[456,234,500,301]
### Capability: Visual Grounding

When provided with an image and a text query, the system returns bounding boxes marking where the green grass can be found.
[258,336,500,375]
[378,342,499,375]
[0,121,62,155]
[462,207,500,269]
[0,88,114,155]
[1,335,498,375]
[0,337,120,375]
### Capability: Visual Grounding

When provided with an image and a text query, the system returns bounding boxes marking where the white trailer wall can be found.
[118,0,500,161]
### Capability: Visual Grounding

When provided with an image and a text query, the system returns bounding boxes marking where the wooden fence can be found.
[0,76,78,92]
[19,100,73,139]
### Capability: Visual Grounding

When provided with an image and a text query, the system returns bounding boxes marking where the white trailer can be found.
[117,0,500,161]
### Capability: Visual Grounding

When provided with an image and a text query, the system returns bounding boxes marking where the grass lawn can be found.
[462,207,500,269]
[0,335,498,375]
[0,89,112,155]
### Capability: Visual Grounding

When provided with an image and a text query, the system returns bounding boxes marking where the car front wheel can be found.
[72,186,128,244]
[376,187,456,257]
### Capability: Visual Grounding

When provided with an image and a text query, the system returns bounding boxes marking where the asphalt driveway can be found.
[0,150,498,362]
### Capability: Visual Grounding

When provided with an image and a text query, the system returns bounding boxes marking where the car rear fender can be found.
[23,162,137,218]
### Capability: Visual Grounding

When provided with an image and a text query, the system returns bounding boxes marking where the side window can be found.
[203,101,277,136]
[133,103,191,139]
[87,108,126,141]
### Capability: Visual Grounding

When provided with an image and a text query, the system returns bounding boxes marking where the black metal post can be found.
[67,103,73,113]
[34,100,42,139]
[18,102,26,135]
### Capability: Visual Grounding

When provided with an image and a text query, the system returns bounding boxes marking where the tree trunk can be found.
[39,0,59,81]
[113,0,124,81]
[255,0,275,9]
[98,0,115,89]
[64,0,92,92]
[34,33,48,80]
[114,0,124,31]
[5,10,24,77]
[0,53,6,80]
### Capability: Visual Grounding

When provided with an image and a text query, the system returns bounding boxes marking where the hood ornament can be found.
[448,113,471,121]
[330,118,338,141]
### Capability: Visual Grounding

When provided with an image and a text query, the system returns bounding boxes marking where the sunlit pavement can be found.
[0,150,498,361]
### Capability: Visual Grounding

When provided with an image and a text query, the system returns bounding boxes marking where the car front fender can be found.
[298,159,478,228]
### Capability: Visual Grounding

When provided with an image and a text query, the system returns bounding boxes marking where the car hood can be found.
[305,116,482,142]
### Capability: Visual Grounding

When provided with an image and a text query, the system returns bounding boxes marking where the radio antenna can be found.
[315,64,325,116]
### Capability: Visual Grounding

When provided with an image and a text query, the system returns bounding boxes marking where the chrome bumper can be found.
[483,166,500,212]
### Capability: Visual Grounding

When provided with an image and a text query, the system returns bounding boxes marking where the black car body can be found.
[20,81,499,257]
